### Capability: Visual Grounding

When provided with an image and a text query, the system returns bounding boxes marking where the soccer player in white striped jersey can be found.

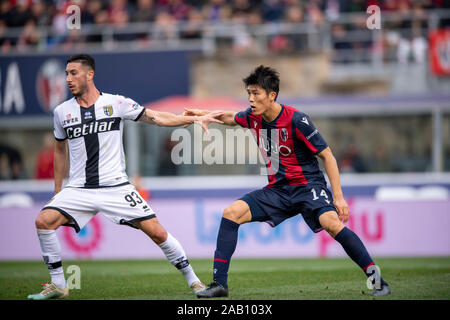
[28,54,222,300]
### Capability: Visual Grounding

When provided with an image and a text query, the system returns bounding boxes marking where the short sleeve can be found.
[53,109,67,141]
[116,95,146,121]
[234,107,252,128]
[294,112,328,154]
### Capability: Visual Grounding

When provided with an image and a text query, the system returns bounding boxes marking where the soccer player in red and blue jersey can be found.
[185,65,391,298]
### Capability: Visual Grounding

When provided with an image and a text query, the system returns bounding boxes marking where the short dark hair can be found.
[67,54,95,72]
[243,65,280,100]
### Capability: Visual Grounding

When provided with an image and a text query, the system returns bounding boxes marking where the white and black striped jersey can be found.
[53,92,145,188]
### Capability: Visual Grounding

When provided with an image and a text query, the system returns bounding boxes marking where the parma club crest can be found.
[103,105,113,116]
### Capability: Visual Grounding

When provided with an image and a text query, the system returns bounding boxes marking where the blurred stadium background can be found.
[0,0,449,264]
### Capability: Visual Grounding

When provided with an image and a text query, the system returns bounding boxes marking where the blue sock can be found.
[334,227,387,286]
[213,217,240,288]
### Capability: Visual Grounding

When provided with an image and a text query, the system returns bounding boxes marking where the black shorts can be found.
[239,184,337,233]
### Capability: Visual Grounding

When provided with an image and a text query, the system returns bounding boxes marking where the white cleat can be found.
[190,281,206,294]
[27,282,69,300]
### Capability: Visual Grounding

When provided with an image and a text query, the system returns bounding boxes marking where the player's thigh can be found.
[319,210,345,237]
[223,200,252,225]
[35,208,69,230]
[292,184,338,233]
[99,184,156,226]
[40,187,98,232]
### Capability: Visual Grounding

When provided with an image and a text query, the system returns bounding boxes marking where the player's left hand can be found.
[195,111,224,135]
[333,197,349,223]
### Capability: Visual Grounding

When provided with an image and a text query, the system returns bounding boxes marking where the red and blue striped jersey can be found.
[234,104,328,187]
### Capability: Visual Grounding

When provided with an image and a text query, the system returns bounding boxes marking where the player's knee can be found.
[138,219,168,244]
[35,214,53,230]
[151,228,168,244]
[320,213,344,237]
[35,210,66,230]
[223,206,240,223]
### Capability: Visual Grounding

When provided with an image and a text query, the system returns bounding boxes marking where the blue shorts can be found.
[239,184,337,233]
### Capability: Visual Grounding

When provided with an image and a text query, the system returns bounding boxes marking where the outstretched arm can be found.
[183,108,238,126]
[138,108,223,133]
[317,147,349,223]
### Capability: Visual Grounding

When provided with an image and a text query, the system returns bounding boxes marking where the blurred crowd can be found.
[0,0,449,53]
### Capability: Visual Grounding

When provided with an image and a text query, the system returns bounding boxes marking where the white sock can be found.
[158,233,200,287]
[37,229,66,289]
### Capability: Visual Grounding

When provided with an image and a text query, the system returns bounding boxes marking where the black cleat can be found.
[371,283,391,297]
[196,281,229,298]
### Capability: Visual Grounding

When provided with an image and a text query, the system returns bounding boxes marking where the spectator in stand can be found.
[331,23,352,62]
[49,3,70,46]
[0,0,443,53]
[35,133,55,180]
[323,0,342,22]
[132,0,156,23]
[338,144,368,173]
[31,0,52,27]
[7,0,31,28]
[262,0,285,22]
[0,0,12,24]
[112,10,136,42]
[108,0,137,42]
[340,0,373,62]
[167,0,191,21]
[231,0,253,17]
[83,0,101,24]
[83,0,104,43]
[131,0,156,43]
[397,0,428,64]
[152,9,178,42]
[0,143,25,180]
[305,0,325,27]
[17,18,40,51]
[0,19,10,52]
[180,7,204,39]
[202,0,232,22]
[270,4,307,53]
[109,0,133,23]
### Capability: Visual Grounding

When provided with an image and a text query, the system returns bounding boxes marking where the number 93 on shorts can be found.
[42,184,156,233]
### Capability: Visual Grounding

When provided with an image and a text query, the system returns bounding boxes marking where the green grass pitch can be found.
[1,257,449,300]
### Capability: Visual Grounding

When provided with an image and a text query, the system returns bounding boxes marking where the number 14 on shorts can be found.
[311,188,331,204]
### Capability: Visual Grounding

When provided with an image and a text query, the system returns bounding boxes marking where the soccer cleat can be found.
[27,282,69,300]
[196,281,229,298]
[190,281,206,294]
[371,283,391,297]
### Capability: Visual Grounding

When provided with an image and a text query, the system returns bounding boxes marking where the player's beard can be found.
[72,82,88,97]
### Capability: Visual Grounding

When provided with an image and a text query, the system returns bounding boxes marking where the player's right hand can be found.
[183,108,209,128]
[334,197,349,223]
[195,111,224,135]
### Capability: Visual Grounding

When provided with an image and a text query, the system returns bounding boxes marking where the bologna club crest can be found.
[36,59,68,112]
[280,128,289,142]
